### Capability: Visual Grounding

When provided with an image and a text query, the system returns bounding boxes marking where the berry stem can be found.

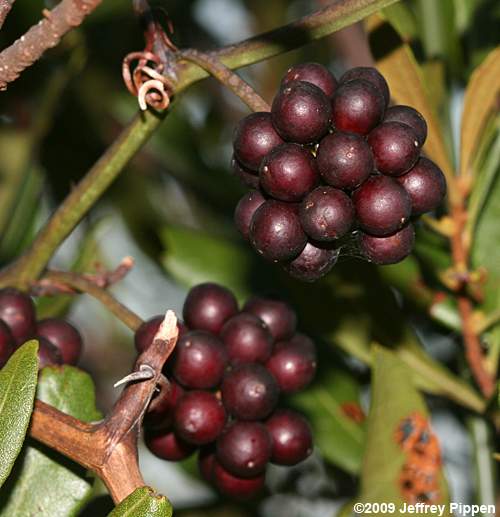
[0,0,14,30]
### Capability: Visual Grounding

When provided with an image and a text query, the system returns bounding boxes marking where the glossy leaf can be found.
[0,366,101,517]
[108,487,173,517]
[0,341,38,487]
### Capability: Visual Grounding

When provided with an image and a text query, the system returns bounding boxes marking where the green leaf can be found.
[0,341,39,487]
[0,366,101,517]
[357,347,451,510]
[108,487,172,517]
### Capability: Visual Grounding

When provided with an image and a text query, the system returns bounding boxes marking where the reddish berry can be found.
[340,66,390,106]
[266,409,313,466]
[174,390,226,445]
[234,190,266,240]
[271,81,331,143]
[260,143,319,202]
[145,428,195,461]
[221,364,279,421]
[213,460,265,500]
[352,176,411,236]
[198,445,216,482]
[384,105,427,146]
[183,283,238,334]
[216,421,272,477]
[396,158,447,215]
[249,200,307,262]
[37,336,63,369]
[368,121,420,176]
[144,380,184,430]
[358,224,415,265]
[243,297,296,341]
[300,186,354,241]
[282,62,337,97]
[0,320,15,368]
[331,79,385,135]
[221,313,273,365]
[231,155,260,189]
[316,132,373,190]
[284,241,339,282]
[233,112,284,171]
[135,315,187,353]
[36,318,82,365]
[0,288,36,345]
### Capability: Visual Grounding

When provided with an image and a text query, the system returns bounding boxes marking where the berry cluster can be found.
[137,283,315,500]
[0,288,83,369]
[232,63,447,281]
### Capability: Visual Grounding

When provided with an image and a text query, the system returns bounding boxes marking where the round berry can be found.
[36,318,82,365]
[316,132,373,190]
[260,143,319,202]
[216,421,272,477]
[300,186,354,241]
[213,460,265,500]
[145,428,195,461]
[396,157,447,215]
[266,409,313,466]
[281,62,337,97]
[331,79,385,135]
[174,390,226,445]
[0,320,14,369]
[221,364,279,421]
[172,331,228,389]
[265,339,317,393]
[183,283,238,334]
[234,190,266,240]
[249,200,307,262]
[145,380,184,430]
[221,313,273,365]
[358,224,415,265]
[352,175,411,236]
[271,81,331,143]
[384,105,427,146]
[284,241,339,282]
[340,66,390,106]
[243,297,296,341]
[233,112,284,171]
[135,315,187,353]
[368,121,420,176]
[231,155,260,189]
[198,446,216,482]
[37,336,63,369]
[0,288,36,345]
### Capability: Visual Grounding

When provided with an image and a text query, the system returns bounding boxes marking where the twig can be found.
[0,0,14,30]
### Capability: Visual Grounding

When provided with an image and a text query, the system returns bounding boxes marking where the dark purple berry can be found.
[172,331,228,389]
[145,380,184,430]
[135,315,187,353]
[234,190,266,240]
[300,186,354,241]
[243,297,296,341]
[352,175,411,236]
[213,460,265,500]
[340,66,390,106]
[249,200,307,262]
[289,333,316,355]
[216,421,272,477]
[266,409,313,465]
[265,338,316,393]
[281,62,337,97]
[260,143,319,202]
[231,155,260,189]
[233,112,284,171]
[396,157,447,215]
[145,428,195,461]
[174,390,226,445]
[36,318,82,365]
[221,363,279,421]
[183,283,238,334]
[198,446,216,482]
[0,320,14,368]
[271,81,331,143]
[0,288,36,345]
[331,79,385,135]
[368,121,420,176]
[316,132,373,190]
[358,224,415,265]
[284,241,339,282]
[221,313,273,365]
[37,336,63,369]
[384,105,427,146]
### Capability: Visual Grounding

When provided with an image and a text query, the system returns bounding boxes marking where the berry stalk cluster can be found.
[135,283,315,500]
[232,63,447,281]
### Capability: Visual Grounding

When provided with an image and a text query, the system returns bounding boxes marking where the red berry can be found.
[37,336,63,369]
[234,190,266,240]
[221,364,279,421]
[316,132,373,190]
[0,320,15,369]
[198,445,216,482]
[384,105,427,146]
[145,428,195,461]
[37,318,83,365]
[183,283,238,334]
[281,62,337,97]
[0,288,36,345]
[231,155,260,189]
[144,380,184,431]
[358,224,415,265]
[271,81,331,143]
[174,391,226,445]
[135,315,187,353]
[284,241,339,282]
[266,409,313,465]
[213,460,265,500]
[340,66,390,106]
[243,297,296,341]
[352,176,411,236]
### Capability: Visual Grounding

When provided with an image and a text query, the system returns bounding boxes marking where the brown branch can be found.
[0,0,102,91]
[0,0,14,30]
